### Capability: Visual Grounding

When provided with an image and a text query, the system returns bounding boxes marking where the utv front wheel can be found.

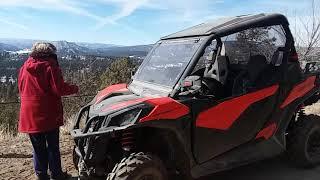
[107,152,167,180]
[287,114,320,168]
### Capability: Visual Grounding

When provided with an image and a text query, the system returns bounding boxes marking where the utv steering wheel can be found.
[201,78,223,97]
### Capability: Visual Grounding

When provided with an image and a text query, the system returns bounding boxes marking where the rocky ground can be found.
[0,103,320,180]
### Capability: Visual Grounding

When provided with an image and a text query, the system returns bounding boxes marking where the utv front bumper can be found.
[70,104,141,177]
[70,125,132,139]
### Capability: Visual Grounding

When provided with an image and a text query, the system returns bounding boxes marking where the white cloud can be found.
[0,0,225,30]
[95,0,149,29]
[94,0,224,29]
[0,0,103,21]
[0,16,29,30]
[0,0,107,31]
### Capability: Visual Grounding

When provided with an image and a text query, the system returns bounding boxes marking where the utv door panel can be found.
[196,85,279,130]
[193,85,279,163]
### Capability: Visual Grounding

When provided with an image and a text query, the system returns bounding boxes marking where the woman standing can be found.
[18,42,79,180]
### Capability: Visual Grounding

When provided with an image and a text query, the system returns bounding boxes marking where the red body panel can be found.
[280,76,316,108]
[255,122,277,139]
[196,85,279,130]
[139,97,190,122]
[95,84,128,104]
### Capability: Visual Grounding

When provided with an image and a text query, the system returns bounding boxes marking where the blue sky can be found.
[0,0,315,45]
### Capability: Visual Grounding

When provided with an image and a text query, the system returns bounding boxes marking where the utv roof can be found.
[161,13,288,40]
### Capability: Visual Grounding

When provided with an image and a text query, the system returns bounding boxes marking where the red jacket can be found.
[18,57,78,133]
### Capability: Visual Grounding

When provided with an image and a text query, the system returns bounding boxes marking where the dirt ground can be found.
[0,134,77,180]
[0,103,320,180]
[1,133,320,180]
[199,157,320,180]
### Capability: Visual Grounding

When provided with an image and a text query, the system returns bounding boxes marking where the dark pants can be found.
[29,128,62,177]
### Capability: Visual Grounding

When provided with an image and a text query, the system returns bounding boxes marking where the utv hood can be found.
[89,84,143,116]
[90,93,149,116]
[87,84,190,124]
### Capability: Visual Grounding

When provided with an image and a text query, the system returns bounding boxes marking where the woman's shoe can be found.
[36,173,50,180]
[50,171,71,180]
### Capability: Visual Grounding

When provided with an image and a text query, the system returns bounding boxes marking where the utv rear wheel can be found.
[287,114,320,168]
[107,152,167,180]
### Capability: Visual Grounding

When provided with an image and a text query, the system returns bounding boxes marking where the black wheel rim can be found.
[307,129,320,159]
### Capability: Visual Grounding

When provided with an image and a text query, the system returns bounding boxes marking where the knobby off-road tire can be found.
[287,114,320,168]
[107,152,168,180]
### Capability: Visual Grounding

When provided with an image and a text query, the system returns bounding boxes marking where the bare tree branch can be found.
[294,0,320,61]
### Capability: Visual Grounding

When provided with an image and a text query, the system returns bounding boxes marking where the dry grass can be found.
[0,116,74,143]
[61,115,75,136]
[0,128,28,142]
[3,132,29,141]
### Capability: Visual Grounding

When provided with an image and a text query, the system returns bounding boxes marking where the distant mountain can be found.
[0,38,152,57]
[51,42,153,57]
[0,43,19,52]
[76,42,119,49]
[51,41,92,56]
[97,45,153,57]
[0,38,36,49]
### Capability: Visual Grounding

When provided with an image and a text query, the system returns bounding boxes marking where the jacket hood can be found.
[25,57,57,74]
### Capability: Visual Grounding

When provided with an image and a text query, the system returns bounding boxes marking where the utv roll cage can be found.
[158,13,295,97]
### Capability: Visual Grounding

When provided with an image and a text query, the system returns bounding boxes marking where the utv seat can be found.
[203,55,229,98]
[232,55,269,96]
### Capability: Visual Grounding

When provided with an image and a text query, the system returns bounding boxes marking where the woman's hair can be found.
[30,42,57,58]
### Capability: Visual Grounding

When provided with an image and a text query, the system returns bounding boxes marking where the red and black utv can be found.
[71,13,320,180]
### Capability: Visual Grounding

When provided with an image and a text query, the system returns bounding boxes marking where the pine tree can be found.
[100,58,136,89]
[6,83,13,100]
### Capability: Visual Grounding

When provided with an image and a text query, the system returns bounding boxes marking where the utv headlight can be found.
[102,103,153,127]
[110,108,142,126]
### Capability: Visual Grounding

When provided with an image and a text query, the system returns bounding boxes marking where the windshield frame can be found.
[130,37,206,96]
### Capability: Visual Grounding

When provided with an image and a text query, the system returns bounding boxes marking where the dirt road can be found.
[199,157,320,180]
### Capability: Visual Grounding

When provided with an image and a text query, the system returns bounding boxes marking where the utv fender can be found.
[280,76,316,108]
[134,121,195,177]
[275,84,320,146]
[139,97,190,123]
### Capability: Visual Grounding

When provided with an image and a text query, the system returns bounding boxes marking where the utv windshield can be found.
[134,38,202,87]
